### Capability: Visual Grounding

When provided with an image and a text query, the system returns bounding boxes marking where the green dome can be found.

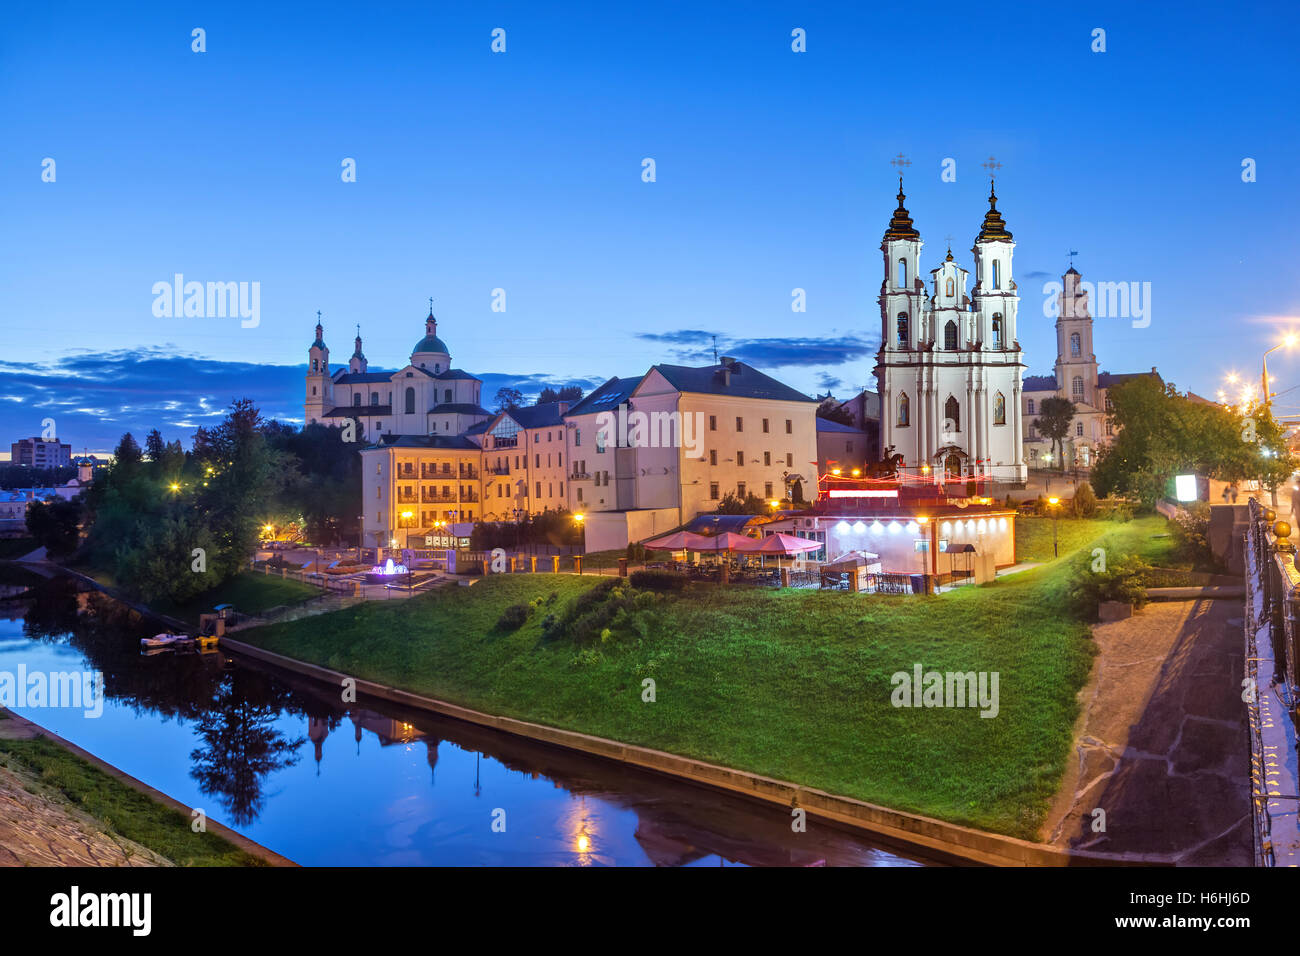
[412,334,449,355]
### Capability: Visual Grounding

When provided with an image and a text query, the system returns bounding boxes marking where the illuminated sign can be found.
[1174,474,1197,502]
[827,489,899,499]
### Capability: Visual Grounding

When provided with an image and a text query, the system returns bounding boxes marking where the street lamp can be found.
[1048,496,1061,557]
[1262,334,1298,409]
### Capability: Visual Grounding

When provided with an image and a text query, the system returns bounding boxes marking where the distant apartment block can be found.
[10,437,72,468]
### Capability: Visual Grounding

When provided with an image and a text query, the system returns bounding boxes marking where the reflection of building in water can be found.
[309,717,330,775]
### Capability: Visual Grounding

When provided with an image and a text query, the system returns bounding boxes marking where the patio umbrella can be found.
[752,533,824,556]
[642,531,712,551]
[693,532,760,554]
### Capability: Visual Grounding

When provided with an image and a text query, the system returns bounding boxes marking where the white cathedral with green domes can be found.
[304,306,492,443]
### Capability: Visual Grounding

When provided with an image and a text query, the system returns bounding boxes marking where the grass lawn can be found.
[151,571,320,626]
[239,514,1169,840]
[0,735,265,866]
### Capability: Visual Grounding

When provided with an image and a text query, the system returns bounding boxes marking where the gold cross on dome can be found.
[890,153,912,171]
[981,156,1003,177]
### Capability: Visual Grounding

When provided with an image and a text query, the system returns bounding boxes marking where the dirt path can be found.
[1042,598,1252,864]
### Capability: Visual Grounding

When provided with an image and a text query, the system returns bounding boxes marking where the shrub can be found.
[543,578,643,645]
[1170,501,1216,567]
[1065,552,1151,619]
[629,568,688,591]
[496,604,530,631]
[1072,482,1098,518]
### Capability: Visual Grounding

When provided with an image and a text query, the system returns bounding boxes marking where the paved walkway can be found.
[1042,598,1252,864]
[0,717,170,867]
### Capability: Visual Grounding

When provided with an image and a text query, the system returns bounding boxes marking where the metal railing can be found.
[1244,497,1300,867]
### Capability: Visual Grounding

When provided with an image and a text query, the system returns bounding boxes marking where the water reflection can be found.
[0,568,938,866]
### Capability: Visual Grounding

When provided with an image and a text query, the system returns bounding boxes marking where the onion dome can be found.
[882,176,920,241]
[976,182,1013,242]
[412,308,449,355]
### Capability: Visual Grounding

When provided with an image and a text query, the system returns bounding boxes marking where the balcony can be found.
[396,493,418,504]
[422,492,457,504]
[421,466,455,480]
[486,465,510,476]
[460,492,480,503]
[570,471,590,480]
[459,467,479,480]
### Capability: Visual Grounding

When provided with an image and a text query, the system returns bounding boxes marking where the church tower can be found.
[874,179,1026,486]
[305,318,331,425]
[1053,267,1098,409]
[349,326,368,374]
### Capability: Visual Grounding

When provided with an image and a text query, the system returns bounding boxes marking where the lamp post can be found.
[1262,334,1298,410]
[1048,496,1061,557]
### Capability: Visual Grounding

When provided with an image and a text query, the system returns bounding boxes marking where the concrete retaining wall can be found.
[221,637,1156,867]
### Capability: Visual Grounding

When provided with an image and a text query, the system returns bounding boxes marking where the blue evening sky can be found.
[1,1,1296,452]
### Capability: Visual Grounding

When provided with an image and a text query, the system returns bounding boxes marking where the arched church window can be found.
[992,313,1003,348]
[405,387,415,414]
[898,258,908,289]
[353,394,361,407]
[371,392,379,405]
[1027,398,1035,415]
[945,396,961,432]
[897,393,910,427]
[312,359,318,372]
[944,320,958,350]
[445,389,452,403]
[992,260,1001,290]
[945,277,954,297]
[896,313,909,348]
[1070,333,1081,358]
[994,392,1006,425]
[1072,376,1084,400]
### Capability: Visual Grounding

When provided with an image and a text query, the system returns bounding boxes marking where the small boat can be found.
[140,633,195,649]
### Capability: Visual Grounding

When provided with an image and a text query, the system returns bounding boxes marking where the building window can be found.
[1027,398,1035,416]
[786,453,792,467]
[944,320,958,350]
[785,419,792,434]
[596,431,606,453]
[354,394,361,406]
[992,313,1003,349]
[762,418,769,433]
[709,482,719,500]
[994,392,1006,425]
[992,260,1001,290]
[897,392,910,427]
[709,449,717,466]
[1072,376,1084,400]
[737,482,746,498]
[1076,422,1084,437]
[1070,333,1081,358]
[709,415,717,431]
[945,277,954,297]
[945,395,960,432]
[370,392,379,405]
[736,451,744,466]
[764,451,771,466]
[765,482,773,498]
[577,487,583,501]
[574,429,581,446]
[1106,423,1114,436]
[1105,395,1113,411]
[897,313,909,348]
[735,417,743,432]
[405,387,415,414]
[898,258,907,288]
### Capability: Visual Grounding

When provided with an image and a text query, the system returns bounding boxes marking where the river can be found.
[0,570,940,866]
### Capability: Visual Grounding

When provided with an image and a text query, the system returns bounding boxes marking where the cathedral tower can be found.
[306,318,331,425]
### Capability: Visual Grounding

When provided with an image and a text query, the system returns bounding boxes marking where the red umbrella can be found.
[752,533,823,556]
[642,531,713,551]
[693,532,760,554]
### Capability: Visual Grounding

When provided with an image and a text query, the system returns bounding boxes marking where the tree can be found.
[494,387,523,411]
[144,428,166,463]
[1034,397,1076,467]
[714,491,769,515]
[26,497,82,556]
[816,397,856,426]
[537,384,584,405]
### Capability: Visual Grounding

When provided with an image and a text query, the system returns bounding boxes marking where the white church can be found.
[873,179,1027,485]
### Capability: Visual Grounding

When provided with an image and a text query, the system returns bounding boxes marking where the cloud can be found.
[635,330,878,369]
[1022,270,1052,280]
[0,347,607,451]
